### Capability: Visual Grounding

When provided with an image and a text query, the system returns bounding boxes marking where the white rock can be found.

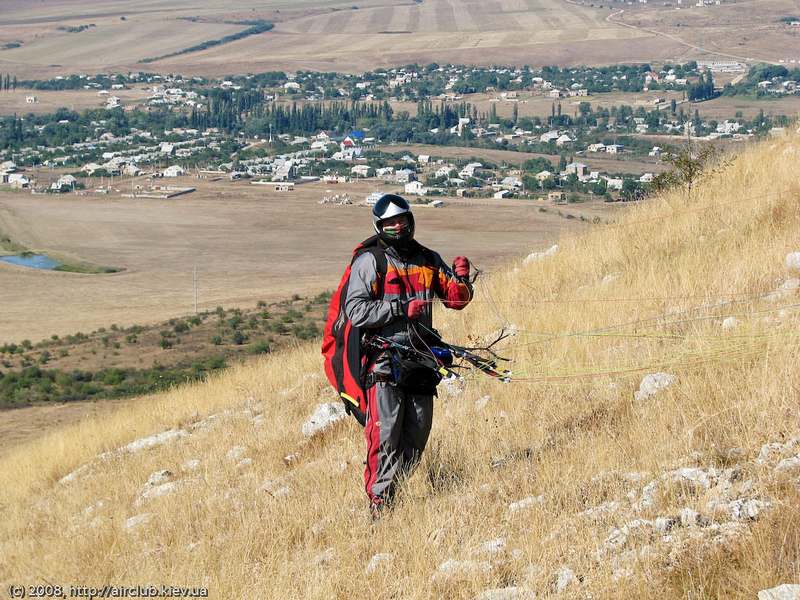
[136,481,179,505]
[508,495,544,514]
[227,446,246,461]
[670,467,716,491]
[601,272,622,286]
[578,501,620,520]
[634,372,676,401]
[758,584,800,600]
[260,478,291,498]
[634,480,659,511]
[301,402,347,437]
[117,429,189,454]
[312,547,334,566]
[727,498,770,520]
[475,395,491,410]
[434,559,492,580]
[654,516,678,533]
[124,513,153,530]
[237,458,253,469]
[775,455,800,473]
[721,317,739,330]
[182,458,201,471]
[251,415,266,427]
[554,567,577,593]
[472,537,507,556]
[765,278,800,302]
[785,252,800,272]
[475,587,536,600]
[146,470,173,486]
[679,507,701,527]
[59,464,90,485]
[758,442,785,464]
[365,553,394,574]
[439,377,465,398]
[523,245,558,265]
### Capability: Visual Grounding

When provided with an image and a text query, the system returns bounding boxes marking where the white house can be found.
[555,134,573,147]
[404,181,427,196]
[283,82,301,91]
[375,166,395,178]
[25,96,37,104]
[499,176,523,190]
[606,144,624,154]
[417,154,430,164]
[648,146,662,157]
[395,169,415,184]
[535,170,553,183]
[8,173,30,188]
[587,143,606,153]
[565,162,588,178]
[493,189,512,199]
[540,131,560,143]
[162,165,185,177]
[459,162,482,179]
[350,165,370,178]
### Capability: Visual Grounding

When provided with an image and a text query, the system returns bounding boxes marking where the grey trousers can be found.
[364,381,434,504]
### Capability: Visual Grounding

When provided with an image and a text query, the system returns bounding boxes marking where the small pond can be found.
[0,254,61,270]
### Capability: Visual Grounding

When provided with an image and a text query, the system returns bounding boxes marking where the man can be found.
[344,193,472,517]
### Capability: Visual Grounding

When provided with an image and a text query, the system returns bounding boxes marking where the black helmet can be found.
[372,193,415,247]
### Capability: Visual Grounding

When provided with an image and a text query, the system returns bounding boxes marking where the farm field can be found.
[0,87,151,115]
[379,143,670,175]
[613,0,800,66]
[0,0,671,78]
[0,176,614,344]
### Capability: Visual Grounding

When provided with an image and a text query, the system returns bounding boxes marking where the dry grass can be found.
[1,133,800,597]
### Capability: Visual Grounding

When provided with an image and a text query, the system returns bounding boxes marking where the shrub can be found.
[174,321,190,334]
[249,340,271,355]
[212,335,222,345]
[232,331,247,345]
[159,338,173,350]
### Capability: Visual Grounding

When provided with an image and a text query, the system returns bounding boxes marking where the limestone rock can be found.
[312,547,334,566]
[785,252,800,272]
[758,584,800,600]
[721,317,739,330]
[182,458,201,471]
[475,395,491,410]
[775,455,800,473]
[146,470,173,486]
[508,495,544,514]
[226,446,246,461]
[475,587,536,600]
[634,373,676,401]
[302,402,347,437]
[554,567,577,593]
[117,429,188,454]
[365,553,394,574]
[124,513,153,531]
[523,244,559,265]
[434,559,492,581]
[472,537,507,556]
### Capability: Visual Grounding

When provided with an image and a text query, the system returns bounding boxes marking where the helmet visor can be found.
[373,194,410,220]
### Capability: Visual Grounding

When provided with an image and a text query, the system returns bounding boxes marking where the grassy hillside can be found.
[2,133,800,598]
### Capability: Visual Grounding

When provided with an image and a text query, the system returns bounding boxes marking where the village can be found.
[1,60,797,206]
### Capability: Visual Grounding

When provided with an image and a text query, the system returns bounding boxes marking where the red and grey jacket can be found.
[344,240,472,373]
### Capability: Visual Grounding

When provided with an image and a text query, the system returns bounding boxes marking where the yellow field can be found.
[0,176,605,344]
[0,0,662,78]
[1,131,798,598]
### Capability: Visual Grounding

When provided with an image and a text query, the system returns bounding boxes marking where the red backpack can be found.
[322,235,388,426]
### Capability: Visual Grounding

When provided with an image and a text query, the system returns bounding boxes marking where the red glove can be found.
[406,299,426,320]
[453,256,470,279]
